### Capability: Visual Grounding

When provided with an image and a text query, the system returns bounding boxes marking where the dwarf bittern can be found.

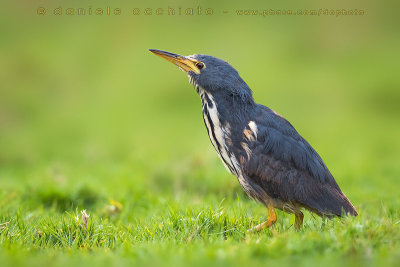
[149,49,357,230]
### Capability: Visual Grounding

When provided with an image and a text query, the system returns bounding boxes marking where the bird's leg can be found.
[248,205,277,233]
[294,212,304,230]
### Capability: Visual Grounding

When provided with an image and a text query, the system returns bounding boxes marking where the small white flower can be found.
[81,209,90,229]
[75,215,79,224]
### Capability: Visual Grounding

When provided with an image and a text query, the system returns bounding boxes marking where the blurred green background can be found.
[0,0,399,266]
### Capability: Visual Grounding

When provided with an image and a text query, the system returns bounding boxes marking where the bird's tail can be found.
[306,185,358,217]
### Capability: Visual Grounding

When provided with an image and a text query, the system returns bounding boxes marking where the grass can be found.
[1,0,400,266]
[0,155,399,266]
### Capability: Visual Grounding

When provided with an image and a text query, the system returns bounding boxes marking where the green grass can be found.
[1,155,399,266]
[1,0,400,266]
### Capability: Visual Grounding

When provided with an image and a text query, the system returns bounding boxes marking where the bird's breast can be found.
[200,92,239,176]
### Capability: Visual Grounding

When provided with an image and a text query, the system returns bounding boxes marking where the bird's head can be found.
[149,49,253,102]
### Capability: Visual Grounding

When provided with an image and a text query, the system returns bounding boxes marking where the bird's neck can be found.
[200,88,256,133]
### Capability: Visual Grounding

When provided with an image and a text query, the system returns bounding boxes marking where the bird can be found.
[149,49,358,231]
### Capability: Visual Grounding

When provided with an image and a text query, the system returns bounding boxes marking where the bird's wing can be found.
[238,105,356,216]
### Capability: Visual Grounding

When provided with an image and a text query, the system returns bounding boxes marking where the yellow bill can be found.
[149,49,201,74]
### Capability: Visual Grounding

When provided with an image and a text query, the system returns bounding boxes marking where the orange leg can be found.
[294,212,304,230]
[248,205,277,232]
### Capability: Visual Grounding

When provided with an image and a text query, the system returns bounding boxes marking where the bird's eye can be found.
[196,62,204,70]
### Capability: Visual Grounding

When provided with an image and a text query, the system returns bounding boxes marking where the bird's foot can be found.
[247,205,277,233]
[247,220,275,233]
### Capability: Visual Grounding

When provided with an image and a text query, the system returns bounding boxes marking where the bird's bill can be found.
[149,49,200,74]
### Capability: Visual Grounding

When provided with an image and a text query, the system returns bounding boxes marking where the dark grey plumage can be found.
[150,49,358,229]
[241,106,357,217]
